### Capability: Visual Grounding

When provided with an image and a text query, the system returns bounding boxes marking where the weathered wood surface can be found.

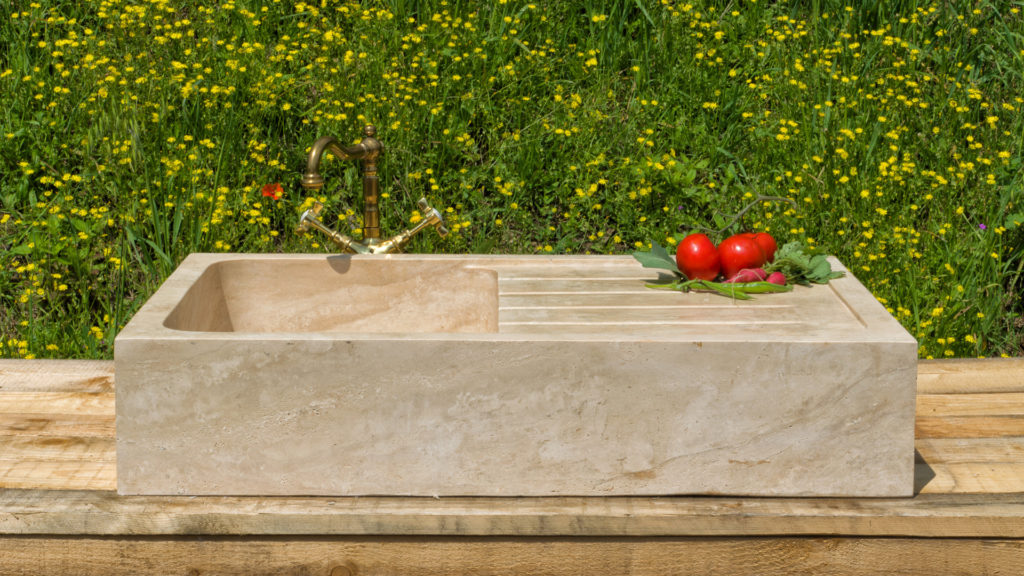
[915,357,1024,394]
[0,358,1023,540]
[6,489,1024,538]
[3,536,1024,576]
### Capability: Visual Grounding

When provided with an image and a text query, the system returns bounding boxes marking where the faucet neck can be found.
[360,139,381,242]
[302,125,383,241]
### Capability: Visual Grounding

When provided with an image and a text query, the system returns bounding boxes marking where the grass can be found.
[1,0,1022,359]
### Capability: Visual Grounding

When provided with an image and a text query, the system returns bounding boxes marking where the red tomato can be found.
[740,232,778,263]
[718,234,766,279]
[675,233,720,281]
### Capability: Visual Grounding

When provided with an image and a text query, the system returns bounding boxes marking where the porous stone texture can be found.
[115,253,918,497]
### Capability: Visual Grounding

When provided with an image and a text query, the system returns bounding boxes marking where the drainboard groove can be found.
[497,276,651,280]
[500,290,656,296]
[499,304,794,310]
[500,320,805,326]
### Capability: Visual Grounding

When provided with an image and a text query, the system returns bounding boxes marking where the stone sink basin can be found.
[115,253,918,497]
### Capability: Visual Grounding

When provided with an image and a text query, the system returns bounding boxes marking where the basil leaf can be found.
[632,241,681,275]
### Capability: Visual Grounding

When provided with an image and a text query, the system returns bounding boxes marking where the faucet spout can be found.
[301,125,383,242]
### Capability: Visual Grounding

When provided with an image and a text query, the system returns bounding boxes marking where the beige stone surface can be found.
[115,253,917,497]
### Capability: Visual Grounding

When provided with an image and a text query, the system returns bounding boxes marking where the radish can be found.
[724,268,767,283]
[766,271,786,285]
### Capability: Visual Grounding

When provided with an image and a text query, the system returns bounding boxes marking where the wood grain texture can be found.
[917,393,1024,417]
[916,463,1024,494]
[5,490,1024,538]
[916,358,1024,394]
[0,360,114,393]
[0,361,117,493]
[2,536,1024,576]
[915,416,1024,439]
[915,437,1024,463]
[0,435,115,462]
[0,412,114,438]
[0,391,115,415]
[0,461,114,490]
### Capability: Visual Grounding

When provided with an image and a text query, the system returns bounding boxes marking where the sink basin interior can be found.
[163,257,500,333]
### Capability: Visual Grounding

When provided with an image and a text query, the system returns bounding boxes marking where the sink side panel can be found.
[116,336,916,497]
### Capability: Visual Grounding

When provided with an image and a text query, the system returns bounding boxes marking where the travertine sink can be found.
[115,253,918,497]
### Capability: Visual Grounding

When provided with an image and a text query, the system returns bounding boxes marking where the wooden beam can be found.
[0,360,115,393]
[2,536,1024,576]
[0,435,115,462]
[0,412,114,438]
[917,393,1024,417]
[915,437,1024,464]
[4,490,1024,538]
[916,358,1024,394]
[915,416,1024,439]
[0,391,115,415]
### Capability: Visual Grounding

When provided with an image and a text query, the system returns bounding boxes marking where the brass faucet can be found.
[297,125,448,254]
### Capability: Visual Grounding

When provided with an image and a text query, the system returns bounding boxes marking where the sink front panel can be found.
[116,253,918,497]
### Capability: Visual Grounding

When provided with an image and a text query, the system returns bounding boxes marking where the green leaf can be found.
[143,238,173,267]
[632,241,681,275]
[71,218,91,234]
[9,244,33,255]
[765,242,843,284]
[1004,213,1024,229]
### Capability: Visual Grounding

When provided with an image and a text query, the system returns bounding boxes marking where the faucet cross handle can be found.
[296,200,369,254]
[417,198,449,238]
[296,201,325,234]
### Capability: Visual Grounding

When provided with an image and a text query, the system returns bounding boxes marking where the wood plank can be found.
[0,435,115,462]
[8,447,1000,498]
[916,358,1024,394]
[916,437,1024,464]
[0,360,115,393]
[3,536,1024,576]
[0,391,115,416]
[4,490,1024,538]
[915,416,1024,438]
[917,462,1024,494]
[917,393,1024,417]
[0,460,115,490]
[0,413,115,438]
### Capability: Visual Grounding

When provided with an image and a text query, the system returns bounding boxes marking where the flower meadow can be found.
[1,0,1022,359]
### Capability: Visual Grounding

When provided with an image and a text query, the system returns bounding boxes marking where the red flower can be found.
[261,182,283,200]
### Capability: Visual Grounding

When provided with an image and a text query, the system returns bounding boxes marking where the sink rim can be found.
[114,252,918,345]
